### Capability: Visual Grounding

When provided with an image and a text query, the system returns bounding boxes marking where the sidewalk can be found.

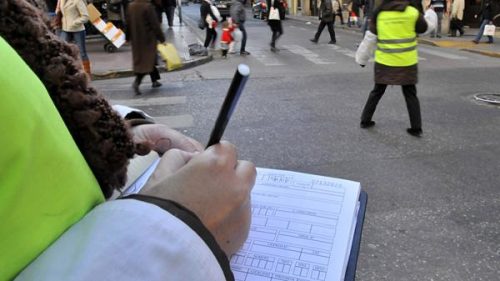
[285,13,500,58]
[88,13,211,80]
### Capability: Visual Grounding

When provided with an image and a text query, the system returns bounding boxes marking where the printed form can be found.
[231,168,361,281]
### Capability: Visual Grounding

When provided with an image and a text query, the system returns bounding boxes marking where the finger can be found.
[206,140,238,168]
[149,149,196,183]
[172,135,203,153]
[218,141,238,167]
[234,160,257,193]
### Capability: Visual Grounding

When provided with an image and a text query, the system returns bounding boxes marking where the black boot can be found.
[406,128,422,137]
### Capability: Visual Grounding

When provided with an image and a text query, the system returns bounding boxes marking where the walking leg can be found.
[360,83,387,127]
[327,21,336,43]
[150,66,161,88]
[204,28,212,48]
[239,23,248,54]
[133,74,145,95]
[402,84,422,132]
[312,21,326,42]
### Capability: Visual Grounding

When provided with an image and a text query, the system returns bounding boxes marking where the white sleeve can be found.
[355,30,377,66]
[15,199,227,281]
[421,9,438,36]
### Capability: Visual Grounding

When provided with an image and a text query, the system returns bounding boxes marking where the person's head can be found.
[222,20,230,28]
[0,0,136,198]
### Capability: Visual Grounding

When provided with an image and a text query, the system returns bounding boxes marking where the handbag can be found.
[483,24,496,36]
[269,7,280,20]
[157,43,182,71]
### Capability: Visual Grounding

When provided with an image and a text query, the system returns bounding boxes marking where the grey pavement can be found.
[88,13,212,80]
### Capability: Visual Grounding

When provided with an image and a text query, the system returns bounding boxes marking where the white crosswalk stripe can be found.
[247,41,470,67]
[252,49,286,66]
[327,44,356,58]
[109,96,193,129]
[110,96,186,107]
[282,44,336,64]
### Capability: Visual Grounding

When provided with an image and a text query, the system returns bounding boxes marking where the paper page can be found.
[230,168,361,281]
[123,164,361,280]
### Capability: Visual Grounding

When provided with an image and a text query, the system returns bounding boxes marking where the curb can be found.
[460,48,500,58]
[91,55,213,81]
[418,38,500,58]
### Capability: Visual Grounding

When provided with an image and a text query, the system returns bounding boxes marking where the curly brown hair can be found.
[0,0,136,198]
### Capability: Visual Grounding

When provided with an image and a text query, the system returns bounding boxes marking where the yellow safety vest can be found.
[375,5,419,67]
[0,36,104,280]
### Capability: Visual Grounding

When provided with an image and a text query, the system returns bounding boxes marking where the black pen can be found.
[206,64,250,148]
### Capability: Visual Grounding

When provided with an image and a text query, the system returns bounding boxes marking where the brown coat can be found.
[127,0,166,74]
[369,0,427,85]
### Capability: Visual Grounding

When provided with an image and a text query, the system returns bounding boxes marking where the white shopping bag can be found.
[483,24,496,36]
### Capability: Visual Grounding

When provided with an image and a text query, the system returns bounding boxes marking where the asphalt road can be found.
[92,6,500,281]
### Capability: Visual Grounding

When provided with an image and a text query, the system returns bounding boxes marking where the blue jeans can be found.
[60,30,88,60]
[474,19,494,43]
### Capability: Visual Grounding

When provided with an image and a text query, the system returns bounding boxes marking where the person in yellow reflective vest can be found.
[0,1,255,280]
[358,0,429,137]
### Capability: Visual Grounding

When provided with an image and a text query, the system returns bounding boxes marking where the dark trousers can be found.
[270,21,283,48]
[134,66,160,86]
[450,18,464,36]
[361,84,422,129]
[164,5,175,27]
[204,27,217,48]
[314,21,336,42]
[239,23,247,52]
[337,10,344,24]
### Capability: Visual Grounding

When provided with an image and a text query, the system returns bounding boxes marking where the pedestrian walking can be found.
[230,0,251,55]
[449,0,464,37]
[200,0,220,52]
[472,0,494,44]
[429,0,446,37]
[267,0,285,52]
[56,0,91,77]
[162,0,177,27]
[355,0,435,137]
[310,0,338,44]
[126,0,166,95]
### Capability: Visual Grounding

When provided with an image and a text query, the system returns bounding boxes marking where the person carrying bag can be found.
[310,0,338,44]
[267,0,284,52]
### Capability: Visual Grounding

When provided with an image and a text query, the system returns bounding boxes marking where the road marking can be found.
[419,47,468,60]
[109,96,187,107]
[327,44,356,58]
[282,44,335,64]
[252,50,286,66]
[154,114,194,128]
